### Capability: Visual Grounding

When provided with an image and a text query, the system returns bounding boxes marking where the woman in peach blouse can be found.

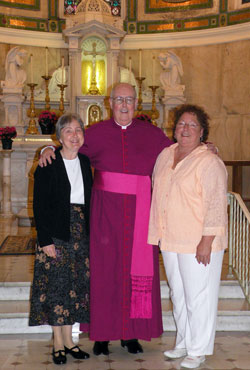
[148,104,228,369]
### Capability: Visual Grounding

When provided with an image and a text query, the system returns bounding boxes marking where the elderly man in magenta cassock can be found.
[40,83,172,355]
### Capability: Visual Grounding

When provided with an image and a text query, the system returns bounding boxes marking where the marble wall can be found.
[119,40,250,162]
[119,40,250,202]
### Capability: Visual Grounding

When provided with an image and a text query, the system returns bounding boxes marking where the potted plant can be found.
[38,110,58,135]
[135,113,152,123]
[0,126,17,150]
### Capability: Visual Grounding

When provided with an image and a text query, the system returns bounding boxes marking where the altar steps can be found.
[0,280,249,334]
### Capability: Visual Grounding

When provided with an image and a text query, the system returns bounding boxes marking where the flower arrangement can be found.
[38,110,58,126]
[0,126,17,141]
[135,113,152,123]
[38,110,58,134]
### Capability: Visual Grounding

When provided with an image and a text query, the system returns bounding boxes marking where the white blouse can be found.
[63,157,85,204]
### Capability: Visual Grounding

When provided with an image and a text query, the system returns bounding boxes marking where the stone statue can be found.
[48,65,69,98]
[158,51,184,93]
[2,47,27,88]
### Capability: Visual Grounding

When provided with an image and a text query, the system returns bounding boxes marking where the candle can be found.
[61,56,64,84]
[45,47,48,77]
[129,57,132,84]
[152,56,155,85]
[30,54,34,84]
[139,49,142,78]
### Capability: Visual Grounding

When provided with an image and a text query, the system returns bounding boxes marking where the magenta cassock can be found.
[79,118,172,341]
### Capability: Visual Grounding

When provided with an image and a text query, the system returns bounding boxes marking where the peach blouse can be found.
[148,143,228,253]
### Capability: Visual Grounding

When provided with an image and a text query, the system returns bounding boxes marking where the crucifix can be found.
[84,42,105,95]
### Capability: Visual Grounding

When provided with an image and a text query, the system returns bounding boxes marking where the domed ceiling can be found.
[0,0,250,33]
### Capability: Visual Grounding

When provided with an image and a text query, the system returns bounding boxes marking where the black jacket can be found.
[33,148,92,247]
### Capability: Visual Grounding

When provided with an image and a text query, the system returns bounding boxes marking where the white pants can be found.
[162,250,224,356]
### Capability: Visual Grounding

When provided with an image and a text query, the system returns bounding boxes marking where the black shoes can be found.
[121,339,143,354]
[52,348,67,365]
[64,345,90,359]
[93,341,110,355]
[93,339,143,356]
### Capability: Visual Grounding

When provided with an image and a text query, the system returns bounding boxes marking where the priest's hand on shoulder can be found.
[206,142,219,155]
[39,147,56,167]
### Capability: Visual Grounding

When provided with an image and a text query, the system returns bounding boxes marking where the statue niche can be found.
[81,37,107,96]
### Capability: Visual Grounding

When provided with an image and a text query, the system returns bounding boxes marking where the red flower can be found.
[136,114,152,123]
[0,126,17,140]
[38,110,58,125]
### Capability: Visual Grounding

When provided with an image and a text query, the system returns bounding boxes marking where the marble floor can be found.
[0,219,250,369]
[0,332,250,370]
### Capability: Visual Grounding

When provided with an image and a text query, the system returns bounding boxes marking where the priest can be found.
[39,83,172,355]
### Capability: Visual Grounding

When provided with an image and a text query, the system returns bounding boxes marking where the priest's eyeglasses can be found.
[112,96,135,105]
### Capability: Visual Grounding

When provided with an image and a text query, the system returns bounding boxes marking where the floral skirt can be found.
[29,204,90,327]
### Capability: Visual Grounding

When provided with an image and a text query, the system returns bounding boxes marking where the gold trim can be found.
[184,19,209,28]
[148,0,209,9]
[148,23,174,31]
[9,19,37,28]
[230,13,250,22]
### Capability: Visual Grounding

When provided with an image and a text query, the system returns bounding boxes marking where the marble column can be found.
[111,50,120,88]
[68,37,81,113]
[0,149,15,219]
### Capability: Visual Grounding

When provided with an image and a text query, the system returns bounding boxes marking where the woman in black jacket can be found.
[29,113,92,365]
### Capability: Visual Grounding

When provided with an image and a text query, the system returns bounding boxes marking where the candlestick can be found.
[42,75,52,111]
[57,83,68,116]
[152,56,156,85]
[61,56,64,84]
[129,57,132,84]
[30,54,34,84]
[139,49,142,78]
[26,83,39,135]
[45,47,48,77]
[135,76,145,114]
[149,85,159,126]
[111,58,113,88]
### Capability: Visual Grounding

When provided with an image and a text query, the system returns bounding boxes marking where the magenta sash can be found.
[93,170,153,319]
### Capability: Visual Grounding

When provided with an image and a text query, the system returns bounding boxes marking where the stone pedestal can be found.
[0,150,15,219]
[0,86,25,135]
[0,135,59,226]
[161,94,186,138]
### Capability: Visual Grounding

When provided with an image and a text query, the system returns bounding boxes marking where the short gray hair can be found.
[56,113,85,141]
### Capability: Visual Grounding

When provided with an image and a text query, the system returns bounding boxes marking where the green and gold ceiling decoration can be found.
[0,0,250,34]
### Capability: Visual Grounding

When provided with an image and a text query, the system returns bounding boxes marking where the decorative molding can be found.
[0,27,67,48]
[121,22,250,49]
[1,20,250,49]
